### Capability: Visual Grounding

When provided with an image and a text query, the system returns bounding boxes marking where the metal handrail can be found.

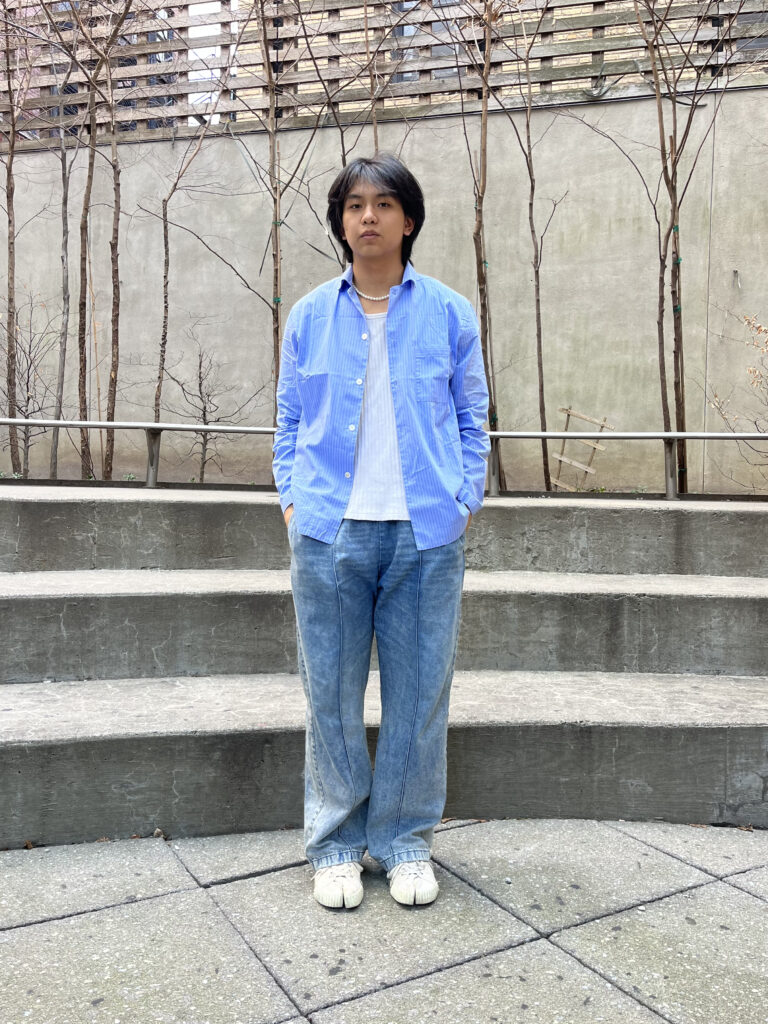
[1,417,766,498]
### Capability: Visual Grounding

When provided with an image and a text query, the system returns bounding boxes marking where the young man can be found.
[273,154,489,909]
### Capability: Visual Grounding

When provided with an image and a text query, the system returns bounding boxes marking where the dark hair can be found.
[327,153,425,265]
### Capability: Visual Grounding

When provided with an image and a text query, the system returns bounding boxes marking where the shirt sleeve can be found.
[272,308,300,513]
[450,305,491,515]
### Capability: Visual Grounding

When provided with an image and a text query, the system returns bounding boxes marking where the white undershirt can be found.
[344,312,410,521]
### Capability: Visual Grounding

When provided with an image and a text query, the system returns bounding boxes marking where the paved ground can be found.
[1,818,767,1024]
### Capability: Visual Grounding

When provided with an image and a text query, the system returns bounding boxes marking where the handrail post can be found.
[663,439,677,499]
[488,437,500,497]
[145,429,162,488]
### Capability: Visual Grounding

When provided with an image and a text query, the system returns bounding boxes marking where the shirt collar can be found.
[339,261,419,292]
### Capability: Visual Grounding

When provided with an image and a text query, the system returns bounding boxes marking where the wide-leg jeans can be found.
[288,517,465,872]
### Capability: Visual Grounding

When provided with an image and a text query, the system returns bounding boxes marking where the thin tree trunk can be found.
[104,131,121,479]
[198,351,208,482]
[656,227,673,433]
[77,88,97,478]
[362,0,378,152]
[636,0,676,446]
[517,1,551,490]
[50,130,71,479]
[526,129,551,490]
[154,197,170,421]
[259,0,283,424]
[22,425,29,478]
[670,200,687,491]
[199,433,208,483]
[4,148,20,475]
[270,141,282,425]
[3,16,21,474]
[472,3,506,491]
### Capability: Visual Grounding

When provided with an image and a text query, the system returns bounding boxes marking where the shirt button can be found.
[348,424,355,431]
[356,378,363,385]
[361,333,368,340]
[345,472,351,478]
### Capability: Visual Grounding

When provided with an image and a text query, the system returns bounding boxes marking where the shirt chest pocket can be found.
[296,369,330,423]
[415,325,453,406]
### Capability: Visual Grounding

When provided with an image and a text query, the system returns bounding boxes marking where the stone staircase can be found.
[1,487,767,849]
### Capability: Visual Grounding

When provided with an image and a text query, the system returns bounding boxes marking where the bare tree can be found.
[47,48,86,478]
[710,313,768,487]
[146,3,256,421]
[42,0,135,479]
[291,0,417,167]
[230,1,423,422]
[0,0,36,475]
[164,340,267,483]
[445,2,508,491]
[496,0,567,491]
[568,0,752,492]
[0,291,58,477]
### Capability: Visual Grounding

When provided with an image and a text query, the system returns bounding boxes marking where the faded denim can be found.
[288,517,465,871]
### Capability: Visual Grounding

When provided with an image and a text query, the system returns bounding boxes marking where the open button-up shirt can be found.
[272,261,490,550]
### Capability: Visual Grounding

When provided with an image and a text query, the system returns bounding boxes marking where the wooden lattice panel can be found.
[0,0,766,144]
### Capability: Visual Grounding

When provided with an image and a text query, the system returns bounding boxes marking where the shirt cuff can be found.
[279,490,294,514]
[457,488,482,515]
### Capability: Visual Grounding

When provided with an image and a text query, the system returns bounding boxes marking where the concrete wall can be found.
[2,88,767,492]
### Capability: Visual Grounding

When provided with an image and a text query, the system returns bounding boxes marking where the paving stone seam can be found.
[603,820,768,877]
[722,861,768,879]
[0,883,200,933]
[431,849,711,939]
[165,839,309,888]
[298,937,540,1018]
[545,936,676,1024]
[200,859,310,889]
[433,850,718,940]
[435,817,488,832]
[431,852,547,935]
[196,887,308,1024]
[603,819,724,871]
[721,875,768,904]
[207,887,306,1021]
[544,878,718,941]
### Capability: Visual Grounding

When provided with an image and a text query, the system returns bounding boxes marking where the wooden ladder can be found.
[552,407,615,492]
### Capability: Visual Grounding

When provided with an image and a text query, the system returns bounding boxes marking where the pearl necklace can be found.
[354,286,389,302]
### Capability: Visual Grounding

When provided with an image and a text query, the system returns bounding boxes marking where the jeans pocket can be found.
[287,513,298,548]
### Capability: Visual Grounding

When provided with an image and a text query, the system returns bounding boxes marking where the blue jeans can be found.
[288,518,465,871]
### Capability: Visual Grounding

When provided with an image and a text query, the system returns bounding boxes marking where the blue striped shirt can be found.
[272,261,490,550]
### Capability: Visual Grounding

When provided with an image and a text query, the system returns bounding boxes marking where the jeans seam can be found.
[394,543,422,841]
[331,528,358,834]
[298,630,326,840]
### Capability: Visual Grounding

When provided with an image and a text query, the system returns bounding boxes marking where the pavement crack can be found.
[544,877,715,940]
[304,937,539,1019]
[431,852,546,934]
[546,939,676,1024]
[201,859,309,889]
[0,885,197,933]
[206,888,305,1019]
[602,820,733,879]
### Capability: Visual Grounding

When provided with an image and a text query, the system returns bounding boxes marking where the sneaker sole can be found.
[314,885,364,910]
[389,884,439,906]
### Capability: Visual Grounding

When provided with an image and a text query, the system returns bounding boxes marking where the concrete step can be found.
[2,670,766,848]
[3,568,768,683]
[3,486,768,575]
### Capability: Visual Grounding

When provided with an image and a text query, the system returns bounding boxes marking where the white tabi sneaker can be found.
[313,861,364,909]
[387,860,439,905]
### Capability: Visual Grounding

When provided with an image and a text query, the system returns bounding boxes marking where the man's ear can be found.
[404,216,415,237]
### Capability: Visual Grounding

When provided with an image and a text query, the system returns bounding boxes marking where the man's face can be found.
[341,179,414,264]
